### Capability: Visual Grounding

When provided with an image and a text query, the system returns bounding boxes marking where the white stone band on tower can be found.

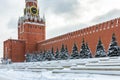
[26,0,37,3]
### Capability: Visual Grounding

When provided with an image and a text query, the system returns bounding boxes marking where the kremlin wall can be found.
[3,0,120,62]
[37,18,120,55]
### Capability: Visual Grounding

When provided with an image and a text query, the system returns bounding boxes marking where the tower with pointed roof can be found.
[18,0,46,53]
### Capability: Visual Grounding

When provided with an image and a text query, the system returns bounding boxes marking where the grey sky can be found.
[92,9,120,23]
[0,0,120,57]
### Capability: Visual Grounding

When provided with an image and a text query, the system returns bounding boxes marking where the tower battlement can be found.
[18,0,45,26]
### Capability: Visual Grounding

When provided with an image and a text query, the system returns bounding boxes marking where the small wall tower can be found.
[18,0,46,53]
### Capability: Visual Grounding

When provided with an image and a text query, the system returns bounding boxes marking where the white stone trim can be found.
[20,31,44,35]
[26,0,37,3]
[23,22,45,26]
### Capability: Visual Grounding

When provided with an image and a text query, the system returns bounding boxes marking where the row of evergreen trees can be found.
[25,33,120,62]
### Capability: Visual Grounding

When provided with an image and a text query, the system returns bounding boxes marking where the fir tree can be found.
[64,45,70,58]
[79,38,86,58]
[25,53,30,62]
[55,48,60,59]
[40,51,44,61]
[32,53,38,62]
[51,47,54,56]
[36,51,44,61]
[108,33,120,57]
[42,50,47,61]
[44,50,55,61]
[79,39,92,58]
[85,43,92,58]
[61,44,65,52]
[59,44,69,60]
[95,38,106,57]
[70,43,79,59]
[25,53,35,62]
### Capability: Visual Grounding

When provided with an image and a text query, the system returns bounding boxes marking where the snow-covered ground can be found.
[0,57,120,80]
[0,69,120,80]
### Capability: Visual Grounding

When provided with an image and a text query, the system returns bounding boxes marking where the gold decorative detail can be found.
[30,6,38,16]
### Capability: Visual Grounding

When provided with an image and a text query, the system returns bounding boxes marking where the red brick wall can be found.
[4,39,25,62]
[4,17,120,62]
[37,18,120,56]
[4,40,12,60]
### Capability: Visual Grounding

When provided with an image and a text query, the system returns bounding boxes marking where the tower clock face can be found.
[30,6,38,15]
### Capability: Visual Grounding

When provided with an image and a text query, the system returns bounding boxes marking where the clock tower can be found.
[18,0,46,53]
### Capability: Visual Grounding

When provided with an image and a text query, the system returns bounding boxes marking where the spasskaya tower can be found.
[18,0,46,53]
[4,0,46,62]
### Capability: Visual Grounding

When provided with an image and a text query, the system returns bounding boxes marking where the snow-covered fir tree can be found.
[25,53,29,62]
[42,50,47,61]
[108,33,120,57]
[25,53,32,62]
[32,52,38,62]
[79,38,92,58]
[85,43,92,58]
[25,53,36,62]
[58,44,69,60]
[95,38,106,57]
[36,51,44,61]
[51,47,55,56]
[44,50,55,61]
[65,45,70,58]
[79,38,86,58]
[55,48,60,59]
[70,43,79,59]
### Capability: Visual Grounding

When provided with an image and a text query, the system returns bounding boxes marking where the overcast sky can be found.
[0,0,120,57]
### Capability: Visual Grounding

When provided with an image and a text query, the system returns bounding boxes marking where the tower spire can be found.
[25,0,38,7]
[23,0,42,22]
